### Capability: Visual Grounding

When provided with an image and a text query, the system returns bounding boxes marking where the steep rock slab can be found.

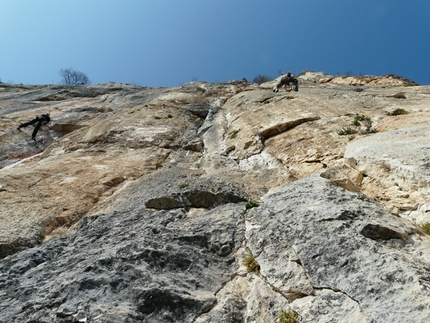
[0,146,170,258]
[0,89,205,258]
[258,85,430,185]
[344,126,430,223]
[245,175,430,323]
[263,119,347,180]
[195,274,288,323]
[375,85,430,132]
[218,86,393,182]
[0,83,158,163]
[220,90,320,160]
[0,81,250,258]
[0,201,246,322]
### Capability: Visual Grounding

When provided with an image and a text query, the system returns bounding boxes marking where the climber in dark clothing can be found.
[273,72,299,92]
[18,113,50,140]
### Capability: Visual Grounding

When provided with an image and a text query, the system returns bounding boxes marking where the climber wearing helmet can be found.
[273,72,299,92]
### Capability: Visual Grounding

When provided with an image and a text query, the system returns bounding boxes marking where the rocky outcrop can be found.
[1,174,430,322]
[344,126,430,223]
[244,175,430,323]
[319,74,419,86]
[260,70,419,88]
[1,74,430,322]
[0,170,247,323]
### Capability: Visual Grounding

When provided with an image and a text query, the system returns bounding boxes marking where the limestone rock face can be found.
[1,75,430,322]
[0,171,246,323]
[245,175,430,323]
[345,126,430,223]
[319,74,419,86]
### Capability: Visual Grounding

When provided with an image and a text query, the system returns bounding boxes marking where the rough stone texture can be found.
[220,89,320,160]
[0,83,241,257]
[319,74,419,86]
[2,173,430,322]
[1,74,430,322]
[0,172,246,322]
[345,126,430,223]
[245,175,430,323]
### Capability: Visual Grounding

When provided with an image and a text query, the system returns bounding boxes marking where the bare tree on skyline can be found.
[59,68,90,85]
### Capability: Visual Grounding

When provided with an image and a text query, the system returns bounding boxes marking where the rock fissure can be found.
[258,116,320,141]
[311,285,368,318]
[213,271,242,295]
[2,76,430,322]
[244,218,316,303]
[145,189,247,210]
[360,223,408,241]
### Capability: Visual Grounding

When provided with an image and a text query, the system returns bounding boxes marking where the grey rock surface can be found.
[0,170,247,323]
[1,77,430,322]
[245,174,430,323]
[2,172,430,322]
[345,126,430,223]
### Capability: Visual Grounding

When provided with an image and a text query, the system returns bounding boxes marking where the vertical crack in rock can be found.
[2,79,430,323]
[240,175,430,322]
[244,217,314,304]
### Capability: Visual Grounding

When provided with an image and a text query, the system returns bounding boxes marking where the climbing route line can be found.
[0,126,49,168]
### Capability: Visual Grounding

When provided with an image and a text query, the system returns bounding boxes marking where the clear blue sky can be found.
[1,1,429,86]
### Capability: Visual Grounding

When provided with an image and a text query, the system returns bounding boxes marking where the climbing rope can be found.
[0,125,49,168]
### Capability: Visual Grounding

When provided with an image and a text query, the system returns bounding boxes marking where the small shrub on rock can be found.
[243,249,260,275]
[38,231,46,241]
[245,200,259,210]
[179,183,190,189]
[243,200,259,215]
[278,309,299,323]
[388,108,408,116]
[339,114,376,135]
[252,75,271,85]
[421,223,430,235]
[338,127,357,136]
[229,129,241,139]
[352,114,371,126]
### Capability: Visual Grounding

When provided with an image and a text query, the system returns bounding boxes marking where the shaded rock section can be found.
[1,152,430,322]
[144,170,247,210]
